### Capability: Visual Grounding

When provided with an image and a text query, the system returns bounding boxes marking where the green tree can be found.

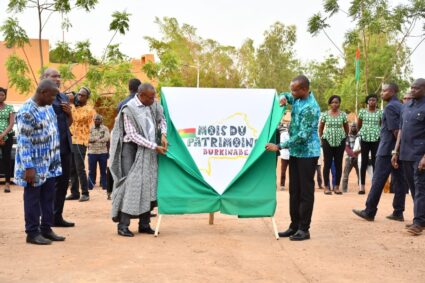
[254,22,300,92]
[5,54,33,94]
[105,44,129,63]
[305,55,342,110]
[49,41,74,63]
[101,11,131,62]
[0,17,38,86]
[7,0,98,71]
[308,0,423,104]
[144,17,242,88]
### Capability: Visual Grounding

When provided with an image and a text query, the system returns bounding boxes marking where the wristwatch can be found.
[391,150,399,156]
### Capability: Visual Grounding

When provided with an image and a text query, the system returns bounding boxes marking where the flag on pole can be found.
[355,48,361,81]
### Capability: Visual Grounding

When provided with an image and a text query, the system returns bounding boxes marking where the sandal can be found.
[324,187,332,195]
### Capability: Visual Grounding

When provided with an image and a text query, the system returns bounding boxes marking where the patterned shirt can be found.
[358,108,382,142]
[320,111,347,147]
[123,96,167,149]
[0,104,14,141]
[88,125,110,154]
[278,92,321,158]
[14,99,62,187]
[70,104,96,145]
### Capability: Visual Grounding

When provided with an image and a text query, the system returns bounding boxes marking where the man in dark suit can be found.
[353,83,408,221]
[42,68,75,227]
[392,78,425,236]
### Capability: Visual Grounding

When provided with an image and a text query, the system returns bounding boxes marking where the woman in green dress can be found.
[0,87,15,193]
[319,95,349,195]
[357,94,382,194]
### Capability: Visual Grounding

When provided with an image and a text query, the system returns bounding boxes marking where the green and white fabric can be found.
[0,104,14,141]
[358,108,382,142]
[158,87,284,217]
[321,111,347,147]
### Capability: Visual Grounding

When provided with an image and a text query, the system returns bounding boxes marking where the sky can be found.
[1,0,423,78]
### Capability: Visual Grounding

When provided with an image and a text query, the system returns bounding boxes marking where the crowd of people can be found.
[0,68,168,245]
[268,76,425,240]
[1,70,424,244]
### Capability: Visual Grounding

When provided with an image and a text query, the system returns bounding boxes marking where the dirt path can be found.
[0,180,424,283]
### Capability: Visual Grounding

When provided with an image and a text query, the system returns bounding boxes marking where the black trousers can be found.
[0,136,13,183]
[54,153,71,221]
[70,144,89,197]
[403,161,425,226]
[24,178,55,237]
[288,156,318,232]
[322,139,345,187]
[365,156,408,217]
[360,140,379,185]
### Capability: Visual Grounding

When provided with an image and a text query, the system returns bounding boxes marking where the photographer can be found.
[65,87,96,202]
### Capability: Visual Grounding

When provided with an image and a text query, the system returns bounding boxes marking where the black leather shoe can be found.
[386,214,404,222]
[138,226,155,234]
[278,228,297,238]
[65,194,80,200]
[118,228,134,237]
[42,231,66,241]
[26,234,52,245]
[289,230,310,241]
[352,209,374,221]
[53,219,75,227]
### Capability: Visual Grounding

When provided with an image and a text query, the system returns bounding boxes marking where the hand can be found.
[161,134,168,150]
[61,103,71,115]
[391,154,399,169]
[265,143,279,152]
[279,97,287,107]
[418,156,425,171]
[24,168,36,186]
[0,139,4,146]
[155,145,167,155]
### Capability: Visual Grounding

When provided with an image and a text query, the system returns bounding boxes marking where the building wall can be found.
[0,38,155,105]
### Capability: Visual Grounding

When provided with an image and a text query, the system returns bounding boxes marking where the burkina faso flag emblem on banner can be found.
[158,87,285,217]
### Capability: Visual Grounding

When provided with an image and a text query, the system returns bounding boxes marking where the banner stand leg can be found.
[209,213,215,225]
[271,217,279,240]
[154,214,162,237]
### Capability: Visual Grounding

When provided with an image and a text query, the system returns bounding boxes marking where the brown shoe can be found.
[406,224,423,236]
[324,187,332,195]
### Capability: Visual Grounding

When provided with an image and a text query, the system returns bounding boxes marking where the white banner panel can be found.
[162,87,276,194]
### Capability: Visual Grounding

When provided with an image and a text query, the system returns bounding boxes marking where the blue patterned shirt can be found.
[14,99,62,187]
[278,91,321,158]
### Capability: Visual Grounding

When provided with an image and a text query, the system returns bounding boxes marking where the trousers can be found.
[24,178,55,237]
[288,156,318,232]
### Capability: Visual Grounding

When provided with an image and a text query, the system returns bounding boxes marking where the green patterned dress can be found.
[358,108,382,142]
[0,104,14,141]
[321,111,347,147]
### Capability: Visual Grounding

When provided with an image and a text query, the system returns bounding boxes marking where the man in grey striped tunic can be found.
[109,83,167,237]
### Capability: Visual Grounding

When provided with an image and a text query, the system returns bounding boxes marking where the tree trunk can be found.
[37,2,44,73]
[21,47,38,85]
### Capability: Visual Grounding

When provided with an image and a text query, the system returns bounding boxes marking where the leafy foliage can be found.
[5,54,33,94]
[0,17,29,48]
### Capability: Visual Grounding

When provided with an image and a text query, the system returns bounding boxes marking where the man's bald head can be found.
[35,79,60,106]
[411,78,425,99]
[42,68,61,88]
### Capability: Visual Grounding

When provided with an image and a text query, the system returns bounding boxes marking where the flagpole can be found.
[355,47,361,116]
[356,81,359,116]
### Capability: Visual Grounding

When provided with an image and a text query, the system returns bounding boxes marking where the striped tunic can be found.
[14,99,62,187]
